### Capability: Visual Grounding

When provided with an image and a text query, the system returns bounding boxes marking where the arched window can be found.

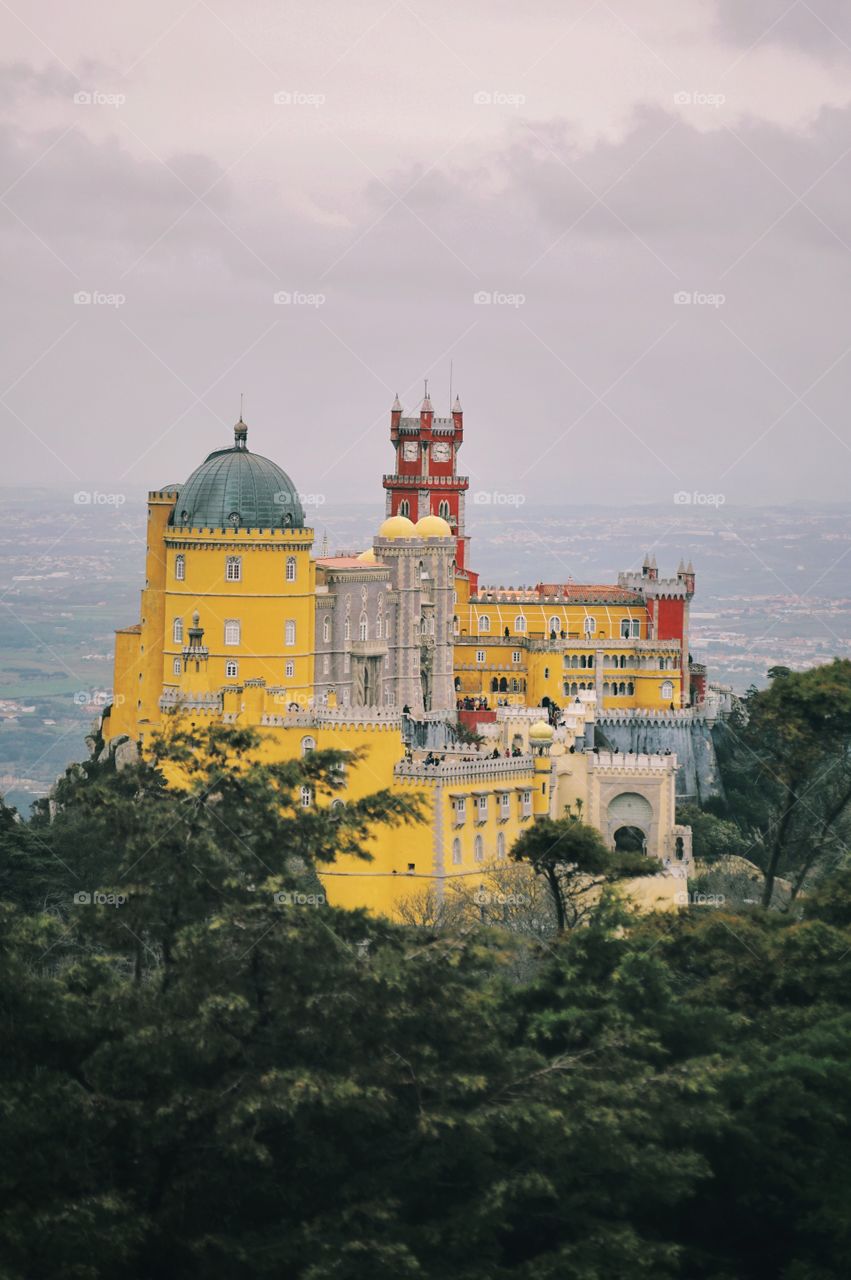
[620,655,627,669]
[453,615,459,635]
[286,556,296,582]
[225,555,241,582]
[174,554,185,581]
[514,615,527,633]
[627,682,635,696]
[583,616,596,636]
[224,619,240,646]
[300,786,312,808]
[323,616,331,643]
[344,617,351,642]
[474,835,484,862]
[452,838,462,865]
[497,832,505,859]
[376,617,382,639]
[618,682,626,695]
[172,617,183,643]
[285,660,294,678]
[438,499,450,519]
[225,660,238,678]
[285,620,296,646]
[661,680,674,701]
[549,616,560,635]
[543,667,550,680]
[603,682,611,695]
[359,612,368,641]
[570,655,579,669]
[587,654,594,668]
[300,735,316,756]
[570,682,578,695]
[172,657,182,675]
[399,499,410,517]
[477,615,490,633]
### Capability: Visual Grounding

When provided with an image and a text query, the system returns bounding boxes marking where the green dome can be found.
[172,420,305,530]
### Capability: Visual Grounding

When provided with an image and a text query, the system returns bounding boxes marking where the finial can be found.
[192,610,200,627]
[234,415,248,449]
[686,560,694,574]
[421,379,433,412]
[678,558,686,574]
[452,393,462,412]
[392,393,402,411]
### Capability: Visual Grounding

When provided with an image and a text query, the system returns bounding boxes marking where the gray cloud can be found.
[714,0,851,58]
[1,18,850,511]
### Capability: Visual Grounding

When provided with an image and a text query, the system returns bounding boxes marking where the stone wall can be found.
[594,711,723,803]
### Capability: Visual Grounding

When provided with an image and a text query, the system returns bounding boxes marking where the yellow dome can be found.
[356,548,377,564]
[377,515,417,539]
[414,514,452,538]
[529,719,554,742]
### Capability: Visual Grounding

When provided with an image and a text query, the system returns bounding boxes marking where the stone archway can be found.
[606,792,654,854]
[613,825,646,854]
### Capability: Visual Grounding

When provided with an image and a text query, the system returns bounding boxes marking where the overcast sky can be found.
[2,0,851,508]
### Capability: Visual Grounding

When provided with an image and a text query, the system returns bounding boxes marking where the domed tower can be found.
[108,418,315,744]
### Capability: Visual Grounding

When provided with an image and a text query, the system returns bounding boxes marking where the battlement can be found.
[588,751,678,774]
[159,690,223,713]
[596,707,709,726]
[262,708,402,730]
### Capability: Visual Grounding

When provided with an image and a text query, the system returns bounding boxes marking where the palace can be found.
[103,396,702,918]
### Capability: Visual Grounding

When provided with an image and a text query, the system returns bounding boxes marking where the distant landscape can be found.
[1,486,848,812]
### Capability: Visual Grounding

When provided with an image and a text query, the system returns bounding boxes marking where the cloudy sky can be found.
[2,0,851,508]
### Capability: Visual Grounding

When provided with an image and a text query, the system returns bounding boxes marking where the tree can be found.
[719,660,851,908]
[509,816,656,931]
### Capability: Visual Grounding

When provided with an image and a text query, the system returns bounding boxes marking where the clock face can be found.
[402,441,419,462]
[431,442,451,463]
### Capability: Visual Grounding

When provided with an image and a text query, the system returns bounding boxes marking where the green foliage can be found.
[716,660,851,906]
[510,815,658,930]
[676,803,743,862]
[2,726,851,1277]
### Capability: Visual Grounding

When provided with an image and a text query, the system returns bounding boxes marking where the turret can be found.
[182,611,209,674]
[420,387,434,428]
[529,719,554,818]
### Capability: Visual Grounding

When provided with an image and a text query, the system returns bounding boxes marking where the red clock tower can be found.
[383,390,478,589]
